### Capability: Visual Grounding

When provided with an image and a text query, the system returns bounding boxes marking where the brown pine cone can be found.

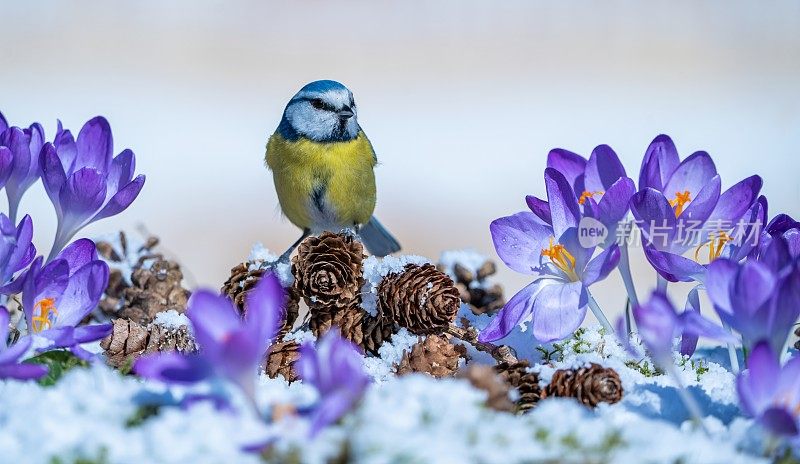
[545,363,623,407]
[362,311,393,355]
[310,304,365,347]
[495,361,543,413]
[293,232,365,309]
[265,340,301,383]
[459,364,515,412]
[96,231,160,316]
[395,334,466,378]
[438,258,505,316]
[117,258,191,325]
[378,264,460,335]
[221,262,300,336]
[101,318,196,369]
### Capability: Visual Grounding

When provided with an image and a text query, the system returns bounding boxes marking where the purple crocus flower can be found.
[0,306,48,380]
[624,291,734,363]
[479,168,620,343]
[631,137,762,282]
[134,273,285,404]
[296,329,369,437]
[706,251,800,355]
[737,341,800,438]
[749,212,800,265]
[0,213,36,292]
[528,145,636,248]
[41,117,145,259]
[21,239,111,359]
[0,112,46,223]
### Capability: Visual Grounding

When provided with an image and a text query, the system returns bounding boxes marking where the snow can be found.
[438,249,487,278]
[360,254,430,316]
[247,243,294,288]
[152,310,190,330]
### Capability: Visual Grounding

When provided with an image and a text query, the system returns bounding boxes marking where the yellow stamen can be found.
[694,231,732,263]
[542,237,579,281]
[578,190,604,205]
[31,298,58,333]
[668,190,692,217]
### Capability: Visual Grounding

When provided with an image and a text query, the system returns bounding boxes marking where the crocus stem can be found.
[721,321,740,374]
[665,363,710,437]
[7,199,19,225]
[47,226,76,262]
[656,276,668,293]
[586,291,615,335]
[617,239,639,335]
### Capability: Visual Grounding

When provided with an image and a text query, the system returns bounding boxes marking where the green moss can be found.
[125,404,161,428]
[26,350,88,387]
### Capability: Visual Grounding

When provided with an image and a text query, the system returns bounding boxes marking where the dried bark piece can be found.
[395,334,466,378]
[459,364,515,412]
[545,363,623,407]
[379,264,460,335]
[101,318,196,369]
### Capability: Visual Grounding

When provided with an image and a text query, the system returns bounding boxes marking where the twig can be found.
[446,322,517,364]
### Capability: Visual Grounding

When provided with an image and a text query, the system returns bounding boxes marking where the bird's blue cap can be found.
[297,80,349,95]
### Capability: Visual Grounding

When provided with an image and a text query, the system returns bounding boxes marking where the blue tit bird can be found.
[266,80,401,258]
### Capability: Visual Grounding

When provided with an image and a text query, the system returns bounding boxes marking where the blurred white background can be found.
[2,1,798,322]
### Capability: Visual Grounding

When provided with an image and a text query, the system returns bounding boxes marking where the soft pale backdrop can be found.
[2,1,798,323]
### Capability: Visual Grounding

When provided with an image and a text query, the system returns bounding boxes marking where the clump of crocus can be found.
[0,213,35,291]
[737,342,800,441]
[134,273,286,407]
[0,111,46,224]
[297,329,370,436]
[706,241,800,357]
[42,117,145,259]
[21,239,111,359]
[0,306,48,380]
[631,134,762,282]
[480,168,620,343]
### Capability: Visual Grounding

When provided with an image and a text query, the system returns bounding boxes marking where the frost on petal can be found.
[490,212,551,275]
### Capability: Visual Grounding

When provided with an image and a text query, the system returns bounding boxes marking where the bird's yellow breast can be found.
[266,131,377,230]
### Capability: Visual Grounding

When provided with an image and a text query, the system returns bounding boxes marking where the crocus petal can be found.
[0,111,7,132]
[54,122,77,171]
[217,331,262,387]
[0,306,8,347]
[531,281,587,343]
[134,352,214,385]
[70,344,97,361]
[75,116,113,172]
[663,151,717,198]
[706,175,763,225]
[766,213,800,236]
[40,143,67,215]
[745,342,780,407]
[584,144,626,192]
[525,195,552,225]
[478,280,546,342]
[705,258,737,314]
[55,261,109,327]
[759,408,800,437]
[243,272,285,352]
[733,260,776,317]
[630,188,677,251]
[308,390,360,437]
[73,323,113,343]
[633,292,678,362]
[679,305,736,348]
[187,290,242,349]
[545,168,581,238]
[679,287,701,357]
[594,177,635,227]
[0,363,49,380]
[57,238,99,271]
[490,212,551,275]
[105,149,136,199]
[547,148,586,193]
[0,334,31,365]
[0,147,13,187]
[639,134,680,191]
[678,174,720,225]
[642,246,706,283]
[582,244,620,286]
[90,175,145,223]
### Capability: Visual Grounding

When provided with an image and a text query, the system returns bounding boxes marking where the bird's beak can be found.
[337,106,354,120]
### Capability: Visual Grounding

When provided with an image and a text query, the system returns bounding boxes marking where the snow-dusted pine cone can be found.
[265,340,301,383]
[362,311,393,355]
[101,318,196,369]
[545,363,623,407]
[116,258,191,325]
[378,264,460,335]
[221,262,300,336]
[292,232,365,309]
[459,364,515,412]
[495,361,543,413]
[439,259,505,316]
[395,334,466,378]
[310,303,365,346]
[96,231,160,316]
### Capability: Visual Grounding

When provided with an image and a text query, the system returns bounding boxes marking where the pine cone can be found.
[362,311,393,355]
[438,258,505,316]
[97,231,160,316]
[265,340,301,383]
[310,304,365,347]
[221,262,300,336]
[794,327,800,351]
[117,258,191,324]
[293,232,364,309]
[379,264,460,335]
[459,364,515,412]
[101,318,196,368]
[495,361,542,413]
[395,335,466,378]
[545,363,623,407]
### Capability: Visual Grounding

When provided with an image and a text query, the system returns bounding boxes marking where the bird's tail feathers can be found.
[360,216,401,257]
